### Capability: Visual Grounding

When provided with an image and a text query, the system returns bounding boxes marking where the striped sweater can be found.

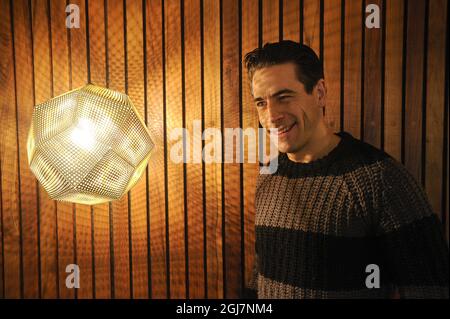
[245,131,449,299]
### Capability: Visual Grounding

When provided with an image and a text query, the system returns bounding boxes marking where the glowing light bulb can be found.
[70,118,96,151]
[27,84,154,205]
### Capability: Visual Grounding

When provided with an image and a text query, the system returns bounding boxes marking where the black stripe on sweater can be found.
[256,214,448,291]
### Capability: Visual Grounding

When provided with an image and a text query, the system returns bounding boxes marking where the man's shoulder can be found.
[337,132,409,185]
[338,133,424,204]
[339,132,389,165]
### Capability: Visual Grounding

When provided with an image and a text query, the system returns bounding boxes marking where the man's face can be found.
[251,62,325,154]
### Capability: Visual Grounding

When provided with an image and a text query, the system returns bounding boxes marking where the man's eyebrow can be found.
[253,89,296,102]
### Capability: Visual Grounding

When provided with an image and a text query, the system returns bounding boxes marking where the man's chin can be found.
[278,141,305,155]
[277,144,294,154]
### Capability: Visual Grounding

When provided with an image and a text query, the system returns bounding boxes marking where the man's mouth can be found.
[270,122,297,136]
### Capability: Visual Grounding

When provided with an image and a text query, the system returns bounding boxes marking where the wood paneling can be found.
[145,0,167,299]
[1,0,21,299]
[363,0,382,147]
[107,0,130,299]
[384,0,403,162]
[184,0,204,299]
[282,0,300,42]
[87,0,111,299]
[31,0,58,299]
[165,0,185,299]
[303,0,321,56]
[13,0,39,299]
[343,0,362,138]
[0,0,448,299]
[49,0,75,300]
[425,0,447,218]
[70,0,94,299]
[404,0,426,183]
[222,0,242,299]
[323,0,341,132]
[203,0,222,299]
[241,0,259,300]
[126,0,149,299]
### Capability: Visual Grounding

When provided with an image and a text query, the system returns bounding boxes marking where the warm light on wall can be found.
[27,84,154,205]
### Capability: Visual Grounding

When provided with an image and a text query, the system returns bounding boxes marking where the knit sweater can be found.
[245,131,449,299]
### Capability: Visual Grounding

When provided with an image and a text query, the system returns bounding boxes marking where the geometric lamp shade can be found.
[27,84,154,205]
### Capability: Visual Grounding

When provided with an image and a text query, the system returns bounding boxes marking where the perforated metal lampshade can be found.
[27,84,154,205]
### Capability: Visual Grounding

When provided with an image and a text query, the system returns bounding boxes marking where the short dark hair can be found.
[244,40,324,94]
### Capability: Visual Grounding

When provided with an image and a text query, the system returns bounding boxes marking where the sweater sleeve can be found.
[242,255,259,299]
[376,157,449,298]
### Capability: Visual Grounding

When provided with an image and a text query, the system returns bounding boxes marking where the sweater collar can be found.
[276,131,354,174]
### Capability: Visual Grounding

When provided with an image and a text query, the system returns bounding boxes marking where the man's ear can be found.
[315,79,327,108]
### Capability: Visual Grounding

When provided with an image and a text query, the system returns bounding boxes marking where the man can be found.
[243,40,449,299]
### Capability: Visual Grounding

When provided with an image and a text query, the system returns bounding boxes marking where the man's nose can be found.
[266,100,284,124]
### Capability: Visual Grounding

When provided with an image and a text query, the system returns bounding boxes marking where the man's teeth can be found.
[276,124,294,133]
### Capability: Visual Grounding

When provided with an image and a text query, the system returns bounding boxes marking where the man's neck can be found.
[287,125,341,163]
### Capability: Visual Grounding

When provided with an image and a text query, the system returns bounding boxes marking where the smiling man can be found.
[243,41,449,299]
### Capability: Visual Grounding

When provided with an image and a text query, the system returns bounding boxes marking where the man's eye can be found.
[279,95,291,101]
[256,101,266,107]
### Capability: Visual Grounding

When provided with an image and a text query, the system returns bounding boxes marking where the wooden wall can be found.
[0,0,448,299]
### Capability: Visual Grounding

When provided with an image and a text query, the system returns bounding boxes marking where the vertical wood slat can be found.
[303,0,321,55]
[263,0,280,43]
[1,0,449,300]
[282,0,300,42]
[363,0,383,148]
[31,0,58,299]
[184,0,204,299]
[49,0,74,300]
[0,135,3,299]
[241,0,259,297]
[404,0,426,182]
[261,0,279,208]
[145,0,168,299]
[87,0,111,299]
[384,0,403,162]
[203,0,223,299]
[126,0,149,299]
[12,0,39,299]
[425,0,447,218]
[0,0,21,299]
[323,0,341,132]
[165,0,186,299]
[343,0,362,138]
[107,0,130,299]
[68,0,93,299]
[0,148,3,299]
[222,0,242,299]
